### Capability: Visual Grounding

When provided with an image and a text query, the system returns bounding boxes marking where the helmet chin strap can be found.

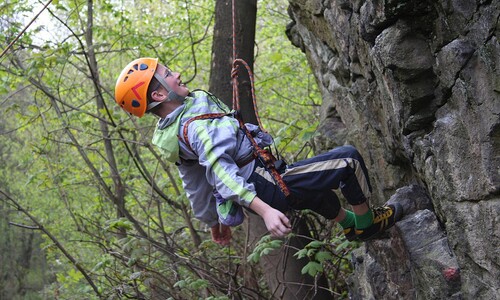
[146,72,186,112]
[154,73,185,102]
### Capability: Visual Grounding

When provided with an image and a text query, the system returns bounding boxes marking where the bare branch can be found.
[8,222,41,230]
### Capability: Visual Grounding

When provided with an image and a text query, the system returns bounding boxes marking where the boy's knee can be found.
[334,145,362,159]
[342,145,357,152]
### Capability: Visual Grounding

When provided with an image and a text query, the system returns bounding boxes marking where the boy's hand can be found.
[211,223,232,246]
[249,196,291,237]
[261,208,291,237]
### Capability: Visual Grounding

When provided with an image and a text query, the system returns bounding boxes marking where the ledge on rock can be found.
[348,185,461,299]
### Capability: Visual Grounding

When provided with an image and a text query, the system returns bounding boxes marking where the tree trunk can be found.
[84,0,126,222]
[209,1,331,298]
[209,0,257,124]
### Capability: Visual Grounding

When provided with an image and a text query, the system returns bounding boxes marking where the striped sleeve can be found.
[187,116,256,207]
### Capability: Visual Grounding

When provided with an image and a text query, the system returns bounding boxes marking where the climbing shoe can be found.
[355,203,403,241]
[343,226,357,241]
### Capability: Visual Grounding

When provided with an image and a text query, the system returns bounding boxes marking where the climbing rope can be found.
[229,0,290,198]
[230,0,265,131]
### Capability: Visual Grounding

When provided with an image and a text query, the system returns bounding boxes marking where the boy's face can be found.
[156,64,190,98]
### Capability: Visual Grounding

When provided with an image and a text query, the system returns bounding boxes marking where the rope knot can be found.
[231,65,239,78]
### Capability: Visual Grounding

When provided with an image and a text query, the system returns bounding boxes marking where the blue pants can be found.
[247,145,372,219]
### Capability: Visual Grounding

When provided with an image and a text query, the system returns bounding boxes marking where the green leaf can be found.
[307,248,317,257]
[247,252,261,263]
[130,272,142,280]
[315,251,333,263]
[294,248,308,259]
[335,240,351,252]
[174,280,186,288]
[67,268,84,282]
[91,261,104,272]
[270,52,282,63]
[301,261,323,277]
[306,240,324,249]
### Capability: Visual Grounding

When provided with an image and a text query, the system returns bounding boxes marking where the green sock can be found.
[355,209,374,229]
[338,210,355,229]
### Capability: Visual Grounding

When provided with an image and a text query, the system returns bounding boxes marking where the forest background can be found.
[0,0,354,299]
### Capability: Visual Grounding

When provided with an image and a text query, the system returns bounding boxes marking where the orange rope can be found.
[230,0,265,131]
[231,59,266,131]
[230,0,290,197]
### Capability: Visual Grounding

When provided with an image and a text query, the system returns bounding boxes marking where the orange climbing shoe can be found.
[355,203,403,241]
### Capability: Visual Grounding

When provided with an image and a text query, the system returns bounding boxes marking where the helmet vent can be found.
[131,100,141,107]
[140,63,148,70]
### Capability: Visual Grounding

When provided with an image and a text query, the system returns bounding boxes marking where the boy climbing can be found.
[114,57,402,245]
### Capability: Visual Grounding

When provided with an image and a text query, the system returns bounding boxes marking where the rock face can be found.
[285,0,499,299]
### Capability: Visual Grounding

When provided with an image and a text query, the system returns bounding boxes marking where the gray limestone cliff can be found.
[285,0,499,299]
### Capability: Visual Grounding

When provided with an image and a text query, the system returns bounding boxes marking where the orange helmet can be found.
[115,58,158,117]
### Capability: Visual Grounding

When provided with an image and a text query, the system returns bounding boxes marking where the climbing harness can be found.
[234,110,290,197]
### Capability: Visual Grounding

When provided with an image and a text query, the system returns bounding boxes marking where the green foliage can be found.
[295,240,332,276]
[247,234,283,264]
[173,276,209,292]
[254,0,321,161]
[104,218,133,231]
[293,214,360,298]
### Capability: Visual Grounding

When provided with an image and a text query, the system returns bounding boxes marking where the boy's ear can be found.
[151,90,166,102]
